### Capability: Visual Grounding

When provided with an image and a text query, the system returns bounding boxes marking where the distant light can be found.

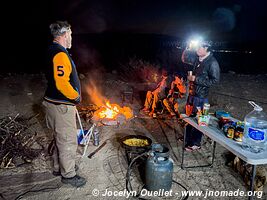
[213,49,253,54]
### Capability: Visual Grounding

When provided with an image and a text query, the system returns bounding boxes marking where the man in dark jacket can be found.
[181,40,220,151]
[42,21,86,187]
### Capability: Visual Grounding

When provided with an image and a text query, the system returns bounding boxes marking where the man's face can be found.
[65,30,72,49]
[196,46,208,57]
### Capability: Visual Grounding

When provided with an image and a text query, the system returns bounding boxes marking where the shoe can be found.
[149,113,157,118]
[170,112,176,116]
[53,165,79,176]
[61,175,87,187]
[141,107,150,113]
[149,111,156,117]
[167,113,177,119]
[184,145,201,152]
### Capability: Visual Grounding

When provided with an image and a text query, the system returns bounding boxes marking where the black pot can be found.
[120,135,152,153]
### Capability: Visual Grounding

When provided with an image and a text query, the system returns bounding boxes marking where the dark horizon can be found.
[1,32,265,75]
[2,0,267,75]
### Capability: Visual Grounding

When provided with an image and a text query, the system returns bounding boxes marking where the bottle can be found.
[203,103,210,115]
[93,127,100,146]
[242,101,267,153]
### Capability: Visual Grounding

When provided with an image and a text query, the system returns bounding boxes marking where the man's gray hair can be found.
[50,21,71,38]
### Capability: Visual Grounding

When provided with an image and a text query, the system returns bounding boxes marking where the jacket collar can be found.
[199,52,211,62]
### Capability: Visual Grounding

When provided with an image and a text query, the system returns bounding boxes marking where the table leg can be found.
[125,150,131,165]
[181,124,187,169]
[248,165,256,200]
[181,126,217,169]
[210,141,216,167]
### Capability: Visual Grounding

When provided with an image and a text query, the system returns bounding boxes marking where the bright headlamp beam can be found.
[189,40,200,49]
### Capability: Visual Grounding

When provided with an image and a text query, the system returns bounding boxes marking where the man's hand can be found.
[187,75,196,82]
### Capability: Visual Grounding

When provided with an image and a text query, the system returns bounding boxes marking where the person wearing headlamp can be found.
[181,40,220,151]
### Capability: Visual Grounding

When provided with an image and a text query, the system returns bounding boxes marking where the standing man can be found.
[43,21,86,187]
[182,40,220,151]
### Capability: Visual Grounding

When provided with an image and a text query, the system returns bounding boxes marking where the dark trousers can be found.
[185,95,208,146]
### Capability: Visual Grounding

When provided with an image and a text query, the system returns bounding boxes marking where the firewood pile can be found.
[0,114,41,169]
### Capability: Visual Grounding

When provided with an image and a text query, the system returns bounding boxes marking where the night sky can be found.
[2,0,267,73]
[63,0,266,44]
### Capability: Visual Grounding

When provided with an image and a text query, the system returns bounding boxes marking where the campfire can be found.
[94,101,133,120]
[92,101,133,125]
[97,101,119,119]
[78,78,133,126]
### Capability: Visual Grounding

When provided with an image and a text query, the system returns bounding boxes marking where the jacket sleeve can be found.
[53,52,80,100]
[195,59,220,87]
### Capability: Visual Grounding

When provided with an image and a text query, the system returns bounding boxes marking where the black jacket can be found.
[44,42,81,105]
[182,50,220,98]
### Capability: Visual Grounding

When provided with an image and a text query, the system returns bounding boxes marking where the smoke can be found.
[73,35,108,106]
[73,42,103,71]
[84,78,105,106]
[82,69,106,107]
[74,9,108,34]
[60,0,109,34]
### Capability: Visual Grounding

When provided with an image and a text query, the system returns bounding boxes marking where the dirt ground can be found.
[0,72,267,200]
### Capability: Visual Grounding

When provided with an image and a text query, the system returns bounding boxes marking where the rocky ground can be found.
[0,72,267,200]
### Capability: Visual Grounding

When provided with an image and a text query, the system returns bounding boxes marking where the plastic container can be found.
[242,101,267,153]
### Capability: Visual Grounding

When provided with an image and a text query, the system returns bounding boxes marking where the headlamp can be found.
[189,40,201,50]
[187,35,204,50]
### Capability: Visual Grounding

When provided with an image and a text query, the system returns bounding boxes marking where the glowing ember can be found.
[94,101,133,120]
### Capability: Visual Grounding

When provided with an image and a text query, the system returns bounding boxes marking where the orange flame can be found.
[94,101,133,120]
[98,101,119,119]
[84,78,133,120]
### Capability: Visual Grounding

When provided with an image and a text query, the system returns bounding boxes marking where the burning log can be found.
[77,101,134,126]
[91,101,133,126]
[76,104,99,122]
